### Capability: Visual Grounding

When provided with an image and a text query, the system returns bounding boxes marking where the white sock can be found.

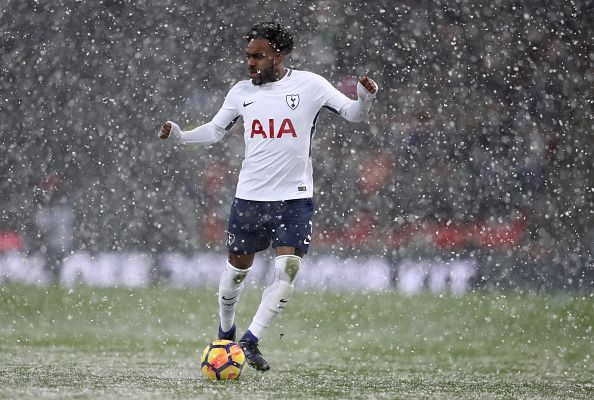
[247,255,301,340]
[218,260,250,332]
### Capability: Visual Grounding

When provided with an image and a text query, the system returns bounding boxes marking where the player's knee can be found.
[275,255,301,283]
[228,253,255,270]
[221,260,251,287]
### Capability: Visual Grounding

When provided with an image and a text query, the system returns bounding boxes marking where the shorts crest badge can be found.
[225,231,235,246]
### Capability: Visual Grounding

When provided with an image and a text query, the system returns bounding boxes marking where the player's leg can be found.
[240,246,302,372]
[217,253,254,341]
[245,199,312,340]
[243,246,303,341]
[218,198,269,341]
[239,199,313,371]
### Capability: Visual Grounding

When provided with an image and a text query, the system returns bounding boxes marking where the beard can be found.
[250,62,275,85]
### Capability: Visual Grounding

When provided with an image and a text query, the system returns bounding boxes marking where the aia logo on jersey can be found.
[250,118,297,138]
[286,94,299,110]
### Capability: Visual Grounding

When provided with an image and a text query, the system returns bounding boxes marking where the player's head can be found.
[245,22,293,85]
[246,22,294,55]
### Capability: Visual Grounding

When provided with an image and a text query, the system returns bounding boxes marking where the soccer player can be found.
[159,21,378,371]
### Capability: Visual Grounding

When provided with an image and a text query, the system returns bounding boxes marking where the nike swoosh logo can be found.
[222,295,238,300]
[277,299,288,310]
[243,101,255,107]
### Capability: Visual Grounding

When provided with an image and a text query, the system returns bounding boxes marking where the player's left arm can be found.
[340,76,378,122]
[323,76,379,123]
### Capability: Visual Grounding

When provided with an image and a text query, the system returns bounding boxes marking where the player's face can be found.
[246,39,280,85]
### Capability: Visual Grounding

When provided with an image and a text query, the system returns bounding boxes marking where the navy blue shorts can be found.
[226,198,314,255]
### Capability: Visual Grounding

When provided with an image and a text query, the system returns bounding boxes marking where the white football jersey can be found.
[209,69,363,201]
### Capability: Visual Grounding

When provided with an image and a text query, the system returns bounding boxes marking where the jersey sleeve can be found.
[170,83,243,145]
[210,83,242,132]
[316,74,376,123]
[316,75,353,114]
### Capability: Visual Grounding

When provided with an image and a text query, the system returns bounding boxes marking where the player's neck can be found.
[273,66,287,82]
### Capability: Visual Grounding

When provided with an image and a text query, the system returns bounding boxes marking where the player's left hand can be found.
[359,76,378,95]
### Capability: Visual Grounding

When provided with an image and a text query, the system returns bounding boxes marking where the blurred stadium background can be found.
[0,0,592,291]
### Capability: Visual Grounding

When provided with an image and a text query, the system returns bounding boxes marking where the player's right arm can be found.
[158,120,227,144]
[159,85,241,144]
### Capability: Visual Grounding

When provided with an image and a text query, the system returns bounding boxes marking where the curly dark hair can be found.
[246,21,294,55]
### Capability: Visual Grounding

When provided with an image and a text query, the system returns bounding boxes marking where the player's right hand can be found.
[159,121,172,139]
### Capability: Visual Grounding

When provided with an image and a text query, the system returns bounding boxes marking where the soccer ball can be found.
[200,340,245,380]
